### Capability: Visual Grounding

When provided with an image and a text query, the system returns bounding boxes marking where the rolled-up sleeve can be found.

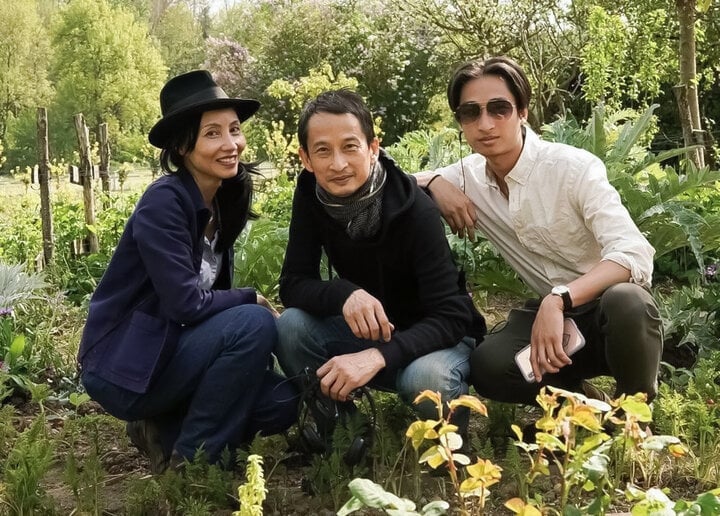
[577,160,655,286]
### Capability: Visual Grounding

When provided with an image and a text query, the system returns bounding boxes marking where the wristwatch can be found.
[551,285,573,311]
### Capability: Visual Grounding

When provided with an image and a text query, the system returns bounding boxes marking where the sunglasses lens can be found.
[455,100,514,123]
[455,103,481,124]
[487,100,514,118]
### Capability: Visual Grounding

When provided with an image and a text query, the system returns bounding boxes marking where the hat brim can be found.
[148,98,260,148]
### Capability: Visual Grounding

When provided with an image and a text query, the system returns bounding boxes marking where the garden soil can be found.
[9,294,708,514]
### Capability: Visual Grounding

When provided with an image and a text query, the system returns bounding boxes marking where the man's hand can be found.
[256,293,280,318]
[427,176,477,240]
[317,348,386,401]
[530,295,572,382]
[342,289,395,342]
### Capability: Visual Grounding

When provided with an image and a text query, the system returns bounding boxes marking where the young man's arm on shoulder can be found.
[415,165,478,239]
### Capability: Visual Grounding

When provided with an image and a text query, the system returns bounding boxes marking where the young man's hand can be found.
[426,176,477,240]
[530,295,572,382]
[317,348,386,401]
[342,289,395,342]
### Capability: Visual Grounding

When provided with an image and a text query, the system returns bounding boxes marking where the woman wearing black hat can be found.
[77,70,298,472]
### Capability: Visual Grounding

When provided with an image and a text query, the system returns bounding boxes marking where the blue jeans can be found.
[275,308,474,429]
[82,304,299,463]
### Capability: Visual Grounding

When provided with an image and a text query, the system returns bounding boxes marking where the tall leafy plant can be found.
[385,127,462,173]
[233,219,289,301]
[1,414,54,514]
[0,263,47,392]
[0,263,46,309]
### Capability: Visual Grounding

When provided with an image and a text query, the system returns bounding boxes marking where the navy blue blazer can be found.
[78,167,257,393]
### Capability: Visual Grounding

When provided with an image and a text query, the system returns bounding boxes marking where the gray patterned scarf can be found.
[316,159,387,240]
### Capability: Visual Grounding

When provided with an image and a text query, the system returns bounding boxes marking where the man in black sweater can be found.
[275,90,485,432]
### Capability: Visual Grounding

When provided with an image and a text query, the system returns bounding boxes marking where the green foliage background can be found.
[2,0,719,174]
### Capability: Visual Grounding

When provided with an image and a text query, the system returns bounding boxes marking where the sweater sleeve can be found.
[375,201,480,370]
[133,183,256,325]
[279,184,360,314]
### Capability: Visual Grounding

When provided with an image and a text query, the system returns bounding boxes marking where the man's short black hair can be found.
[297,89,375,150]
[447,56,532,113]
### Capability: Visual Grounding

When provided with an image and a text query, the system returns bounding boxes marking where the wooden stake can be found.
[36,107,54,265]
[74,113,99,254]
[99,122,110,194]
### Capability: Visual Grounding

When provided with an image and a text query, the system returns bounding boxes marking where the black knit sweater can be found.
[279,151,486,371]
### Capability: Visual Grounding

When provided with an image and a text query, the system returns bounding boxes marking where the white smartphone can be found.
[515,318,586,383]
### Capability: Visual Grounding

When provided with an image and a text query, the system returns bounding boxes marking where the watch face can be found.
[552,286,569,295]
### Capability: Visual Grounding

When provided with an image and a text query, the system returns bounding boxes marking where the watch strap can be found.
[552,287,572,311]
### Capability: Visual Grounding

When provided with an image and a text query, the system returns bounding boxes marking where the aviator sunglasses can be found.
[454,99,515,124]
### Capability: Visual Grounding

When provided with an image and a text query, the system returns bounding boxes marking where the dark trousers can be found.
[469,283,663,405]
[82,304,299,463]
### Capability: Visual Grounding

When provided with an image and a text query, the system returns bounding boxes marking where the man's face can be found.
[299,112,379,198]
[456,75,527,163]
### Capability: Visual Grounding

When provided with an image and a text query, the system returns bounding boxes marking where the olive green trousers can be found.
[469,283,663,405]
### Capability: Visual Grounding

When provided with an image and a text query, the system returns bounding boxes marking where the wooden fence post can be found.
[73,113,99,254]
[36,107,54,267]
[99,122,110,194]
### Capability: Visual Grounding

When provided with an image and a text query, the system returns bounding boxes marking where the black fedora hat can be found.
[148,70,260,148]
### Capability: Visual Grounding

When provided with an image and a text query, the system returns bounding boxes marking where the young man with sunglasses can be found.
[415,56,663,406]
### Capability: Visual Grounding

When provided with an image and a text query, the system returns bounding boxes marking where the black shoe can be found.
[167,451,186,473]
[126,420,169,474]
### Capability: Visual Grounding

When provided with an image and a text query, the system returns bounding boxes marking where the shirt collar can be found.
[506,126,540,186]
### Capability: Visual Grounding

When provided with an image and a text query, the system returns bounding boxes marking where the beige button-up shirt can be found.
[423,127,654,296]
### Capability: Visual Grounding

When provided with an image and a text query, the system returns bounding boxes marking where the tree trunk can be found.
[675,0,705,168]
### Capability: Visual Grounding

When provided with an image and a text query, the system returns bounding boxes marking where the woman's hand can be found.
[257,294,280,318]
